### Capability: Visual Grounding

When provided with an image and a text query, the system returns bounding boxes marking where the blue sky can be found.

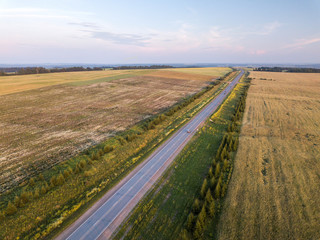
[0,0,319,64]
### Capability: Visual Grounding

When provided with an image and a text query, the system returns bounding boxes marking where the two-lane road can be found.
[58,70,244,240]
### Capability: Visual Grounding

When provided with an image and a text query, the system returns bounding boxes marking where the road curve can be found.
[57,70,245,240]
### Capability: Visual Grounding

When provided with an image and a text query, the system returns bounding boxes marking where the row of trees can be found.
[216,70,235,81]
[1,141,115,219]
[112,65,173,70]
[180,79,250,240]
[253,67,320,73]
[0,66,104,76]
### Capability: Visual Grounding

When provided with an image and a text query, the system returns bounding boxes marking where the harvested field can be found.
[145,70,214,81]
[217,72,320,240]
[0,69,154,95]
[0,68,229,193]
[167,67,232,77]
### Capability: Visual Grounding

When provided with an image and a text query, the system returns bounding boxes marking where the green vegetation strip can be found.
[114,72,250,240]
[0,71,235,240]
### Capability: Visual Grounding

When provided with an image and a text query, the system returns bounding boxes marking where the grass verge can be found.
[113,71,250,240]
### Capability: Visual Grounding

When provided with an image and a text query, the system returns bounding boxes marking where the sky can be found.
[0,0,320,64]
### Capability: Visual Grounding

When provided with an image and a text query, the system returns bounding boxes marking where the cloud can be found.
[69,22,99,30]
[243,21,282,36]
[284,37,320,49]
[260,21,282,35]
[87,31,151,46]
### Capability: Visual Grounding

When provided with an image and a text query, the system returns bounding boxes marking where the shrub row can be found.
[1,143,115,219]
[180,75,250,239]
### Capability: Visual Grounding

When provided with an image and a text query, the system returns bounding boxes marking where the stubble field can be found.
[0,68,230,193]
[217,72,320,239]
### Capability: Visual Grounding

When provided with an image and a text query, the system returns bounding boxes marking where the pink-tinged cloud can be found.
[284,38,320,49]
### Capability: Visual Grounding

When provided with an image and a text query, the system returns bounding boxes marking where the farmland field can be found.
[217,72,320,239]
[0,67,233,239]
[0,68,229,193]
[167,67,232,77]
[0,70,128,95]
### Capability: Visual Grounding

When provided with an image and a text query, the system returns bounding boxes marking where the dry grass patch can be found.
[217,72,320,240]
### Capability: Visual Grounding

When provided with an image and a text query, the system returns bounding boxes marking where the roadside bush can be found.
[200,179,208,199]
[20,191,32,204]
[79,159,87,169]
[126,134,137,142]
[103,145,114,153]
[14,196,21,208]
[208,200,215,217]
[50,176,58,187]
[193,219,203,239]
[186,213,195,231]
[40,185,47,195]
[97,149,104,159]
[215,163,221,178]
[0,211,5,221]
[56,173,65,185]
[34,188,40,199]
[215,179,221,199]
[181,230,190,240]
[39,173,45,181]
[6,201,17,216]
[209,177,216,190]
[192,198,201,214]
[29,177,35,187]
[63,168,71,179]
[118,137,126,145]
[198,205,207,227]
[208,167,213,178]
[205,189,213,204]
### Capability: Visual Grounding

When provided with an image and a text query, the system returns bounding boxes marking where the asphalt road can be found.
[60,70,244,240]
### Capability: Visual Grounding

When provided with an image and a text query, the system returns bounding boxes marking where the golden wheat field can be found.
[217,72,320,240]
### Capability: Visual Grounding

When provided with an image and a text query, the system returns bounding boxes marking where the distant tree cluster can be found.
[112,65,173,70]
[253,67,320,73]
[0,66,104,76]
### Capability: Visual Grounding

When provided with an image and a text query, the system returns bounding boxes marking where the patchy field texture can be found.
[167,67,232,77]
[217,72,320,240]
[0,70,126,95]
[0,68,229,193]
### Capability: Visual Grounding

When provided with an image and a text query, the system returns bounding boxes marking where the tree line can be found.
[180,77,251,240]
[253,67,320,73]
[0,66,104,76]
[112,65,173,70]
